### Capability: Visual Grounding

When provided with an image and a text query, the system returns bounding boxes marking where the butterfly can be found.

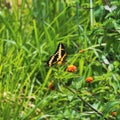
[47,43,67,67]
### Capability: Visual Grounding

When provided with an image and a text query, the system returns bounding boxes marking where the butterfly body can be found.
[48,43,67,67]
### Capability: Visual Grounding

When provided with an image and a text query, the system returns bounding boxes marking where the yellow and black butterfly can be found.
[47,43,67,67]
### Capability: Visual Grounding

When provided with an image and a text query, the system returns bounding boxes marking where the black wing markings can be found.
[47,43,67,67]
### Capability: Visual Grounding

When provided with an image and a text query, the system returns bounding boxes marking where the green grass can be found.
[0,0,120,120]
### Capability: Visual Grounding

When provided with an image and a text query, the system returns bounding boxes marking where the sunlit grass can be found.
[0,0,120,120]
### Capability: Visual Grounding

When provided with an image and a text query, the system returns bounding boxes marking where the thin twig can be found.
[62,84,109,120]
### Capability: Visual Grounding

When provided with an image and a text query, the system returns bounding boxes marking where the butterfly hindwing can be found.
[48,43,67,67]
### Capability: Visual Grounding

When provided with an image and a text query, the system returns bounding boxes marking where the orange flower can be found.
[111,111,117,117]
[66,65,77,72]
[86,77,93,83]
[48,82,55,90]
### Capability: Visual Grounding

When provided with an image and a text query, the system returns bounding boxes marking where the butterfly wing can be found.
[47,52,59,67]
[48,43,67,67]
